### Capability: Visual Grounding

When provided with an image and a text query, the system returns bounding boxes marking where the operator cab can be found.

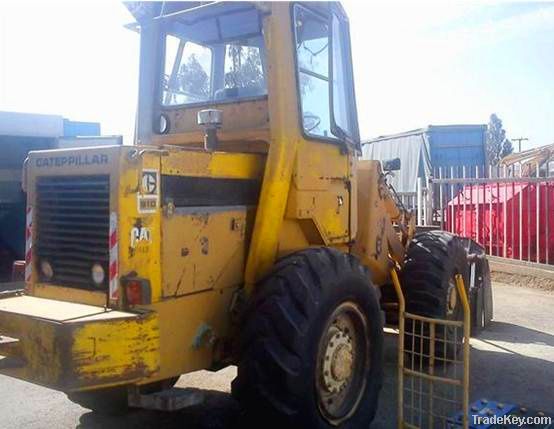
[132,1,359,152]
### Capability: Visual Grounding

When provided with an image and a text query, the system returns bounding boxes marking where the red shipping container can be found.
[446,182,554,264]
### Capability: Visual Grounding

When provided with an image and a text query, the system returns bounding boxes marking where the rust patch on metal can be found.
[200,237,209,255]
[190,212,210,226]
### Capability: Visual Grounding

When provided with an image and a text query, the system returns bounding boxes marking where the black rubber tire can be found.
[232,247,384,429]
[400,231,470,360]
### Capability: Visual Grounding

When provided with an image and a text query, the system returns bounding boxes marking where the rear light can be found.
[122,277,151,306]
[126,281,142,305]
[11,260,25,282]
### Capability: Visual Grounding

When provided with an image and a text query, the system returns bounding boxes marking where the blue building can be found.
[362,124,487,194]
[0,111,101,281]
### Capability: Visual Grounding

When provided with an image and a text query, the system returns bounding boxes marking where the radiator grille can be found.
[36,175,110,289]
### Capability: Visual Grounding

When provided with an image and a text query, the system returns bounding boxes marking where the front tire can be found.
[401,231,470,359]
[232,247,384,428]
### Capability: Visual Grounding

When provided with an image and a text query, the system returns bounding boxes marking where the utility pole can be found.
[512,137,528,152]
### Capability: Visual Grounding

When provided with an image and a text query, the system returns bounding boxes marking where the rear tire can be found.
[400,231,470,360]
[232,247,384,429]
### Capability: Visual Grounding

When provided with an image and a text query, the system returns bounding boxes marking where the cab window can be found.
[294,5,359,144]
[163,37,213,105]
[161,7,267,107]
[294,7,331,138]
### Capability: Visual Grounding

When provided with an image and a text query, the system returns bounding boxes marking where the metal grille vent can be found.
[36,175,110,289]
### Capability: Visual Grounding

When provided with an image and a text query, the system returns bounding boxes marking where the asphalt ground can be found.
[0,281,553,428]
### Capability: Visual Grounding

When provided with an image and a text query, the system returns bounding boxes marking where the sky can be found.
[0,1,553,150]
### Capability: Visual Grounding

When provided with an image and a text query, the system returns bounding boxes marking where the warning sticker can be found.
[138,169,159,214]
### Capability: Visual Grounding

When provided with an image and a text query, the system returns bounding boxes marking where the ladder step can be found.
[128,387,205,411]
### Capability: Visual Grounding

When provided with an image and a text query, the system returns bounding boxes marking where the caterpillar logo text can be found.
[35,153,108,168]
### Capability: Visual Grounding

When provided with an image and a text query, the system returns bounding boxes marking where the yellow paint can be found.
[352,161,413,285]
[31,284,106,307]
[244,3,305,288]
[155,98,269,136]
[3,2,419,398]
[138,287,236,382]
[0,295,159,391]
[161,150,265,179]
[118,149,163,304]
[161,208,249,297]
[70,312,160,389]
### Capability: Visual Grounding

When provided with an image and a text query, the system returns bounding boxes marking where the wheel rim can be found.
[446,279,458,316]
[316,302,370,425]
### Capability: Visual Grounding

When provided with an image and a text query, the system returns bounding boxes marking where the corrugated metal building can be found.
[362,124,487,194]
[362,124,487,226]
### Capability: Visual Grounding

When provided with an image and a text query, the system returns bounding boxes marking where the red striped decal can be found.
[109,212,119,301]
[25,206,33,283]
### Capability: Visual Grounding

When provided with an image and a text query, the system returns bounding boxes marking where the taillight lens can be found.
[123,277,151,306]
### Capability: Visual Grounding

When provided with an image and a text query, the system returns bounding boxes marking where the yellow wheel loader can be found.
[0,2,492,427]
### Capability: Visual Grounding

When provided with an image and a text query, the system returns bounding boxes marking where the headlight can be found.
[40,260,54,280]
[91,264,105,286]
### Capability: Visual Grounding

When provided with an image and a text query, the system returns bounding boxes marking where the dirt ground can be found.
[0,281,553,428]
[492,270,554,291]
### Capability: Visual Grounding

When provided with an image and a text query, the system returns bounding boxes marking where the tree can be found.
[224,46,264,89]
[179,54,209,99]
[501,138,513,159]
[486,113,513,165]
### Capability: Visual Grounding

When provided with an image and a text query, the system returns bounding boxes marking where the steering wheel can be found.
[303,113,321,133]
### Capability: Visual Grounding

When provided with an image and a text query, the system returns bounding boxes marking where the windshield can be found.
[161,7,267,106]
